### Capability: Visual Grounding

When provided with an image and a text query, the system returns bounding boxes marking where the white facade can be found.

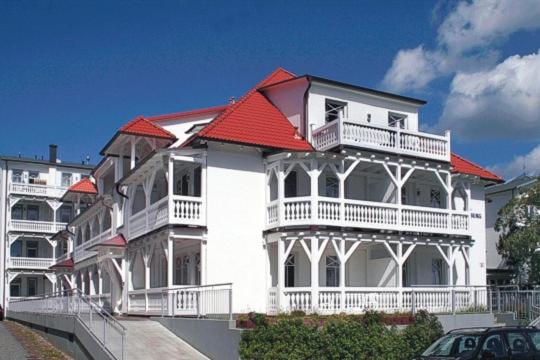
[0,147,92,308]
[52,71,497,316]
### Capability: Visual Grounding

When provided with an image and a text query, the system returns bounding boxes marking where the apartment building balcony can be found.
[8,220,67,234]
[312,119,451,162]
[266,197,469,235]
[9,182,67,198]
[8,257,55,270]
[74,243,97,263]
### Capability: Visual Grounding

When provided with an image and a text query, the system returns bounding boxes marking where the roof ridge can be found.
[120,116,177,139]
[147,104,229,122]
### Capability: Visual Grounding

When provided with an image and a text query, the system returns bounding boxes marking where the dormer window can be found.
[388,112,407,129]
[325,99,347,123]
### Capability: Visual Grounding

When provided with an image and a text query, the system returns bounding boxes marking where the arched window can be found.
[76,228,83,246]
[84,223,91,243]
[131,185,146,214]
[151,170,168,204]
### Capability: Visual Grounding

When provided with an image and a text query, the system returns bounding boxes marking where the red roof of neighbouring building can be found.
[89,234,127,249]
[68,178,98,194]
[195,68,313,151]
[50,257,74,269]
[147,104,229,123]
[451,153,503,183]
[120,116,176,139]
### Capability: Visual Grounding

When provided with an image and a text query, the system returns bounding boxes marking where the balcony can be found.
[8,257,55,270]
[74,243,96,262]
[312,119,450,162]
[8,220,67,234]
[83,229,113,249]
[266,197,469,236]
[9,182,67,198]
[128,195,205,240]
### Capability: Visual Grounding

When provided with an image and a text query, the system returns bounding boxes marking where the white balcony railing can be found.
[8,257,55,269]
[266,197,469,235]
[74,243,96,262]
[83,229,113,250]
[128,195,205,240]
[9,182,67,198]
[8,220,67,234]
[312,119,451,162]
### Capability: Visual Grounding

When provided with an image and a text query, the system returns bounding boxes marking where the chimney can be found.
[49,144,58,163]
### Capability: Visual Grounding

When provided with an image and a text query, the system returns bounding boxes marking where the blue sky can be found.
[1,1,539,178]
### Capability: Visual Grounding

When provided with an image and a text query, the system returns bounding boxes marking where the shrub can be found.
[401,310,444,359]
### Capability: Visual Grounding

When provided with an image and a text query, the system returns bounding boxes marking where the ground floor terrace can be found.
[6,271,56,301]
[265,231,487,315]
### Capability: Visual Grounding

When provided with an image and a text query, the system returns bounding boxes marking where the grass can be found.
[3,320,72,360]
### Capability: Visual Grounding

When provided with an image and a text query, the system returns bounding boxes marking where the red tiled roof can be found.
[196,68,313,151]
[147,105,229,122]
[50,257,74,269]
[451,153,503,182]
[68,178,97,194]
[120,116,176,139]
[89,234,127,249]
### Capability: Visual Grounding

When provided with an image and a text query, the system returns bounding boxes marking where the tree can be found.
[495,180,540,285]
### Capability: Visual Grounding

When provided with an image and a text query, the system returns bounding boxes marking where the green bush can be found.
[239,310,443,360]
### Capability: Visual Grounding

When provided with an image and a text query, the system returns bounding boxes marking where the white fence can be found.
[9,289,125,360]
[8,257,54,269]
[8,220,67,234]
[127,283,233,319]
[269,286,490,315]
[267,197,469,235]
[9,182,67,198]
[312,119,450,162]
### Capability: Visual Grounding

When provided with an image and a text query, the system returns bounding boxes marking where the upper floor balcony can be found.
[8,257,55,270]
[8,219,67,234]
[312,119,450,162]
[9,182,67,198]
[265,153,470,236]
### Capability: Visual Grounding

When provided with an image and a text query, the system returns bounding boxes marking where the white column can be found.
[277,238,285,310]
[168,158,174,223]
[98,267,103,294]
[309,159,320,222]
[447,246,454,286]
[130,138,136,170]
[199,240,206,285]
[167,238,173,287]
[311,236,319,312]
[88,269,95,295]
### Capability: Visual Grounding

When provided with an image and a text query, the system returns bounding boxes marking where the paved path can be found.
[0,322,28,360]
[119,318,207,360]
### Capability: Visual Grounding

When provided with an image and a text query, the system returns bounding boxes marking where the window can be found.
[482,334,506,358]
[285,171,297,198]
[388,112,407,129]
[432,259,443,285]
[11,205,23,220]
[528,330,540,351]
[325,176,339,198]
[26,205,39,221]
[28,171,40,184]
[59,206,72,223]
[12,169,23,183]
[10,241,22,257]
[181,255,190,284]
[195,253,201,285]
[505,332,529,355]
[10,279,21,297]
[285,254,295,287]
[26,241,38,258]
[175,174,189,196]
[430,188,442,208]
[27,277,37,296]
[326,255,340,287]
[61,173,73,187]
[401,187,408,205]
[325,99,347,123]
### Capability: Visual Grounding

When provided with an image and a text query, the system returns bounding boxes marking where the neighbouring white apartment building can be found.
[0,145,93,308]
[485,174,539,286]
[45,68,504,317]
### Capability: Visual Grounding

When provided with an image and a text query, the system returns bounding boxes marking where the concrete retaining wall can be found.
[8,312,114,360]
[154,317,241,360]
[436,313,496,333]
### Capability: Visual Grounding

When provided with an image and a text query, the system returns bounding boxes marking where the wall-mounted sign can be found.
[471,213,482,219]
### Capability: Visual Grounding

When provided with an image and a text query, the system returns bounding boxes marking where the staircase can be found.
[118,318,207,360]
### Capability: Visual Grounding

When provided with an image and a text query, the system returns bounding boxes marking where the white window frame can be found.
[325,255,340,287]
[388,112,407,129]
[325,99,347,123]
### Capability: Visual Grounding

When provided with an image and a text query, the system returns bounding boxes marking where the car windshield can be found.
[422,334,482,357]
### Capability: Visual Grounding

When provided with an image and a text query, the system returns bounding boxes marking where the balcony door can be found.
[26,241,38,258]
[27,277,37,296]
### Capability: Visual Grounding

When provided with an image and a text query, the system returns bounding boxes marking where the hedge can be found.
[239,310,443,360]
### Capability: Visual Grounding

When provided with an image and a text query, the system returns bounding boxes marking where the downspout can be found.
[303,77,312,143]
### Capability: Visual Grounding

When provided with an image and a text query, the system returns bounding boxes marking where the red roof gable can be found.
[451,153,503,182]
[68,178,97,194]
[147,104,229,123]
[120,116,176,139]
[50,257,74,269]
[89,234,127,249]
[196,68,313,151]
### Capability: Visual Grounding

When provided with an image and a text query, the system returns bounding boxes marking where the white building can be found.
[0,145,93,308]
[49,68,503,316]
[485,174,538,285]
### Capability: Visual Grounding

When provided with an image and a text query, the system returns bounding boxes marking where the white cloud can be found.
[437,51,540,140]
[382,0,540,92]
[489,145,540,179]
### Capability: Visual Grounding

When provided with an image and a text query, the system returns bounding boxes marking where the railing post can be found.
[452,289,456,315]
[489,289,493,313]
[411,290,416,315]
[497,288,501,312]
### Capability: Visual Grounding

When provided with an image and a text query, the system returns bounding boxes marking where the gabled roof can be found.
[195,68,313,151]
[451,153,504,183]
[147,104,229,123]
[67,178,97,194]
[120,116,176,139]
